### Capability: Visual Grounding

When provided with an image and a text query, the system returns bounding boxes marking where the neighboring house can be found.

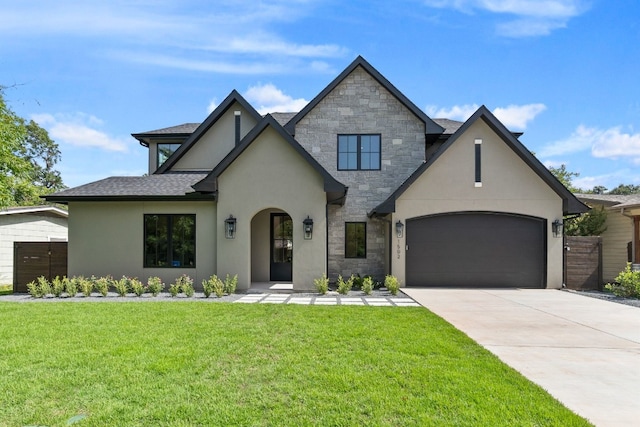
[45,56,587,291]
[575,194,640,282]
[0,206,68,285]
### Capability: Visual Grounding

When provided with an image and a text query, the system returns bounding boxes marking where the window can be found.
[157,143,181,168]
[474,138,482,187]
[345,222,366,258]
[144,214,195,268]
[338,134,381,170]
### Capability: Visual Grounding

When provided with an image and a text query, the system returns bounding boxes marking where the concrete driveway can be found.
[403,288,640,427]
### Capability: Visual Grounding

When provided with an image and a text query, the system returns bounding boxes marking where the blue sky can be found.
[1,0,639,191]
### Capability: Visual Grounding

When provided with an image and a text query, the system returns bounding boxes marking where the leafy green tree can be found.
[590,185,608,194]
[0,89,64,207]
[565,205,607,236]
[608,184,640,195]
[548,164,580,192]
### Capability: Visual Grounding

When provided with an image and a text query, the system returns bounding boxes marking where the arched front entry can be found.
[251,209,292,282]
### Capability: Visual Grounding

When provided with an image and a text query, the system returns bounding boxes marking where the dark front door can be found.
[270,213,292,281]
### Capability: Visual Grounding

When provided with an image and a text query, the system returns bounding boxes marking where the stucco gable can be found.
[370,106,589,216]
[192,115,347,204]
[155,90,262,174]
[284,56,444,137]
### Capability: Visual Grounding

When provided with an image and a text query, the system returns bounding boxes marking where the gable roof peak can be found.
[154,89,262,174]
[284,55,444,135]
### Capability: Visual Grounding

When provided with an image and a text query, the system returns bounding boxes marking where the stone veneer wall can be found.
[294,66,426,281]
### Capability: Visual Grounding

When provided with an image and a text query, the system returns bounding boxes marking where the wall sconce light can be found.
[225,215,236,239]
[552,219,563,238]
[395,220,404,238]
[303,216,314,240]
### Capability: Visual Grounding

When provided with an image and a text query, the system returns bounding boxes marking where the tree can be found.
[608,184,640,195]
[0,88,64,208]
[565,205,607,236]
[590,185,608,195]
[22,119,64,191]
[548,164,580,192]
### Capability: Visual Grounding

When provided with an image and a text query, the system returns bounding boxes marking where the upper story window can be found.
[157,143,181,169]
[337,134,381,170]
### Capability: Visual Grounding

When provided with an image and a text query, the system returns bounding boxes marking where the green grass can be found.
[0,303,591,426]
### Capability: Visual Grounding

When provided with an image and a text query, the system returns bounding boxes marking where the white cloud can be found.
[0,1,348,72]
[422,0,590,36]
[493,103,546,130]
[244,84,309,114]
[425,103,545,129]
[539,125,640,163]
[207,98,218,114]
[591,127,640,162]
[426,104,480,121]
[31,113,128,152]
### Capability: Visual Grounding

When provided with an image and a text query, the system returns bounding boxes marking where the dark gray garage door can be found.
[406,212,545,288]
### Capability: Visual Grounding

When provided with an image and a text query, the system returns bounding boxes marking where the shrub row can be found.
[605,263,640,299]
[313,274,401,296]
[26,274,238,299]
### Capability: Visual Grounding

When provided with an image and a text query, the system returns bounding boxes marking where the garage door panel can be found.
[406,212,545,288]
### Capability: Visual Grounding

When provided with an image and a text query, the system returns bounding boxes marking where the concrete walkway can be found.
[403,288,640,427]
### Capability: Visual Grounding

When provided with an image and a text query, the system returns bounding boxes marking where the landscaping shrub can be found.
[64,276,78,297]
[313,273,329,295]
[183,280,195,297]
[94,276,111,297]
[168,282,181,297]
[27,276,50,298]
[130,278,145,297]
[213,277,225,298]
[385,275,400,296]
[51,276,65,297]
[147,276,164,296]
[605,263,640,298]
[336,275,353,295]
[171,274,194,297]
[113,276,130,297]
[202,275,224,298]
[224,274,238,294]
[361,276,374,295]
[77,276,93,297]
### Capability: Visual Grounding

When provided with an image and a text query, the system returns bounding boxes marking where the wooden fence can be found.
[13,242,68,293]
[564,236,602,290]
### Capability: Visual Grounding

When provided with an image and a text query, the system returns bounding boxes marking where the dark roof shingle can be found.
[45,173,209,202]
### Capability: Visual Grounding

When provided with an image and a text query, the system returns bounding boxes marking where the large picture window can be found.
[338,134,381,170]
[144,214,195,268]
[345,222,366,258]
[157,143,181,168]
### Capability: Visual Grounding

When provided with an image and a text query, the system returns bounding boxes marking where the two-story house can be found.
[45,56,588,291]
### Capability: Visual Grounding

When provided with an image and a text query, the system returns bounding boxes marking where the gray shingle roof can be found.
[270,112,298,127]
[433,118,464,134]
[134,123,199,135]
[577,193,640,208]
[45,173,209,202]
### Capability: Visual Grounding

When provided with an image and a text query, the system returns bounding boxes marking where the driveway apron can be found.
[403,288,640,427]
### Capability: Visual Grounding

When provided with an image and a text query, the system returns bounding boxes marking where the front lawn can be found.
[0,303,591,426]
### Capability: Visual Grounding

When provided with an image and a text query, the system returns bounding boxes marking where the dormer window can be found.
[157,143,181,168]
[337,134,381,170]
